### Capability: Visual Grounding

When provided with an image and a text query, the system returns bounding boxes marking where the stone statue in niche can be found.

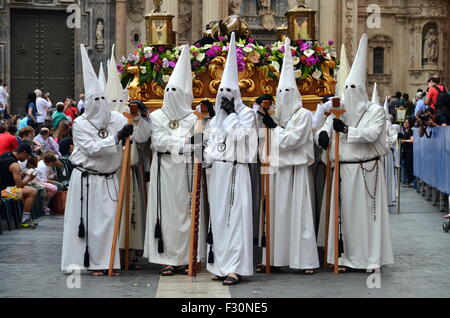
[229,0,243,15]
[95,20,105,51]
[259,0,275,31]
[423,28,438,66]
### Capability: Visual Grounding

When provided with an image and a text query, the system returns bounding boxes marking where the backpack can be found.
[433,85,450,119]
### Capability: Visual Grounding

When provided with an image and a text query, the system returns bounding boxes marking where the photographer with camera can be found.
[418,108,440,138]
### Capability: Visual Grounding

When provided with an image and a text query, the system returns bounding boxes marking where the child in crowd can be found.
[36,152,61,215]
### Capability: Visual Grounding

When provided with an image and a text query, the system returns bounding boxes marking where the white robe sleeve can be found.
[132,116,152,143]
[222,110,256,141]
[347,107,385,144]
[386,122,398,148]
[274,111,312,152]
[73,121,118,157]
[315,113,334,145]
[150,120,189,154]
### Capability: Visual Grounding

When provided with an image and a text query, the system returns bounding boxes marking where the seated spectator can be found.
[18,126,35,145]
[36,152,61,215]
[0,125,19,155]
[33,127,62,158]
[52,102,71,132]
[0,144,38,229]
[57,124,74,157]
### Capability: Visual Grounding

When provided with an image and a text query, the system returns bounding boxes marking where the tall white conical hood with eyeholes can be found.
[342,33,369,127]
[336,43,350,101]
[276,37,303,127]
[98,62,107,94]
[161,44,193,120]
[80,44,110,127]
[372,82,380,105]
[106,44,126,113]
[213,32,246,130]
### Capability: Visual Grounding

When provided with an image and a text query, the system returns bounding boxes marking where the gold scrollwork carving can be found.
[151,81,165,98]
[193,78,205,97]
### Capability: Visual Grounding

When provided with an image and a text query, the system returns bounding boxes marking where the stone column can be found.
[202,0,228,31]
[319,0,338,44]
[115,0,127,60]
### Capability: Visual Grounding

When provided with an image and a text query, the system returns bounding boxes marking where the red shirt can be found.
[427,84,446,111]
[64,106,78,125]
[0,133,19,155]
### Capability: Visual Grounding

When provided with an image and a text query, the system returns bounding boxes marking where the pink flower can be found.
[280,45,285,53]
[158,47,165,53]
[137,43,143,48]
[206,49,217,58]
[195,42,201,48]
[169,60,177,68]
[305,56,318,66]
[248,38,255,43]
[328,40,334,46]
[218,36,225,41]
[300,42,310,51]
[117,65,124,73]
[150,54,160,63]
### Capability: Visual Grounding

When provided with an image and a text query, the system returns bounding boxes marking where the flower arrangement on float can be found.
[118,37,337,88]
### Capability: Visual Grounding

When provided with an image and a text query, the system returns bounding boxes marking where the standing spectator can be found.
[425,77,449,125]
[389,91,402,120]
[400,119,414,186]
[52,102,71,131]
[0,79,9,117]
[0,125,19,155]
[18,126,35,145]
[33,127,61,157]
[414,92,426,119]
[403,93,414,118]
[26,92,38,129]
[35,89,52,125]
[63,96,78,125]
[18,113,29,130]
[36,152,60,215]
[0,144,38,229]
[77,93,85,114]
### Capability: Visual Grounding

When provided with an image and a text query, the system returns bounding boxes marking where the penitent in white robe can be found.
[318,103,394,269]
[204,107,257,277]
[133,110,198,266]
[61,111,127,271]
[260,107,319,269]
[384,121,398,207]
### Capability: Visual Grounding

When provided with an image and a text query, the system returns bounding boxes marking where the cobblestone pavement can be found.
[1,186,449,298]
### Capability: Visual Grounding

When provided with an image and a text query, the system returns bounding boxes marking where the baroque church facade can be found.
[0,0,449,112]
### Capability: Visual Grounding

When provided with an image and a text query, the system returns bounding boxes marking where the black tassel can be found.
[84,248,90,267]
[338,234,344,257]
[78,219,85,238]
[208,247,214,264]
[158,237,164,253]
[206,230,213,245]
[154,221,161,239]
[261,234,266,248]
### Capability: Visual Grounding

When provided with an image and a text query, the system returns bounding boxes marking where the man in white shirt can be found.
[0,79,9,115]
[77,94,86,114]
[35,89,52,124]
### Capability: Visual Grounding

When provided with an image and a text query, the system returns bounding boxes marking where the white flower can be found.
[304,49,315,57]
[163,75,171,83]
[312,70,322,80]
[325,53,331,61]
[236,43,245,48]
[271,61,280,73]
[204,44,213,49]
[294,69,302,79]
[196,53,205,62]
[292,56,300,65]
[331,50,337,58]
[243,47,253,53]
[140,66,147,74]
[144,46,153,54]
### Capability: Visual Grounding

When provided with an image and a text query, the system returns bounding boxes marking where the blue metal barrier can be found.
[414,127,450,195]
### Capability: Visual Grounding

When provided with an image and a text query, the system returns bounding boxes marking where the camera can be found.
[420,114,431,125]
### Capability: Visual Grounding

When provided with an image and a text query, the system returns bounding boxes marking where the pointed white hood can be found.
[336,43,350,101]
[98,62,107,94]
[213,32,246,130]
[161,44,193,120]
[106,44,126,113]
[80,44,110,127]
[371,82,380,105]
[343,33,370,127]
[383,97,390,116]
[276,37,302,127]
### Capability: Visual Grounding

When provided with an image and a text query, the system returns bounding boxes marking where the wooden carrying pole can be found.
[108,105,138,276]
[330,98,345,275]
[188,109,208,278]
[323,146,332,269]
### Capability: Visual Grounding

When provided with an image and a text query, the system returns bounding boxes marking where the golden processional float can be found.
[120,0,337,113]
[111,0,339,277]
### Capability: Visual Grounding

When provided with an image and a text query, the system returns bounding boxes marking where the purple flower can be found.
[305,56,318,66]
[150,54,160,63]
[280,45,285,53]
[158,47,166,53]
[300,42,310,51]
[169,60,177,68]
[248,38,255,43]
[195,42,201,48]
[192,61,201,70]
[117,65,124,73]
[137,43,143,48]
[206,49,217,58]
[328,40,334,46]
[237,61,246,72]
[218,36,225,41]
[211,45,222,52]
